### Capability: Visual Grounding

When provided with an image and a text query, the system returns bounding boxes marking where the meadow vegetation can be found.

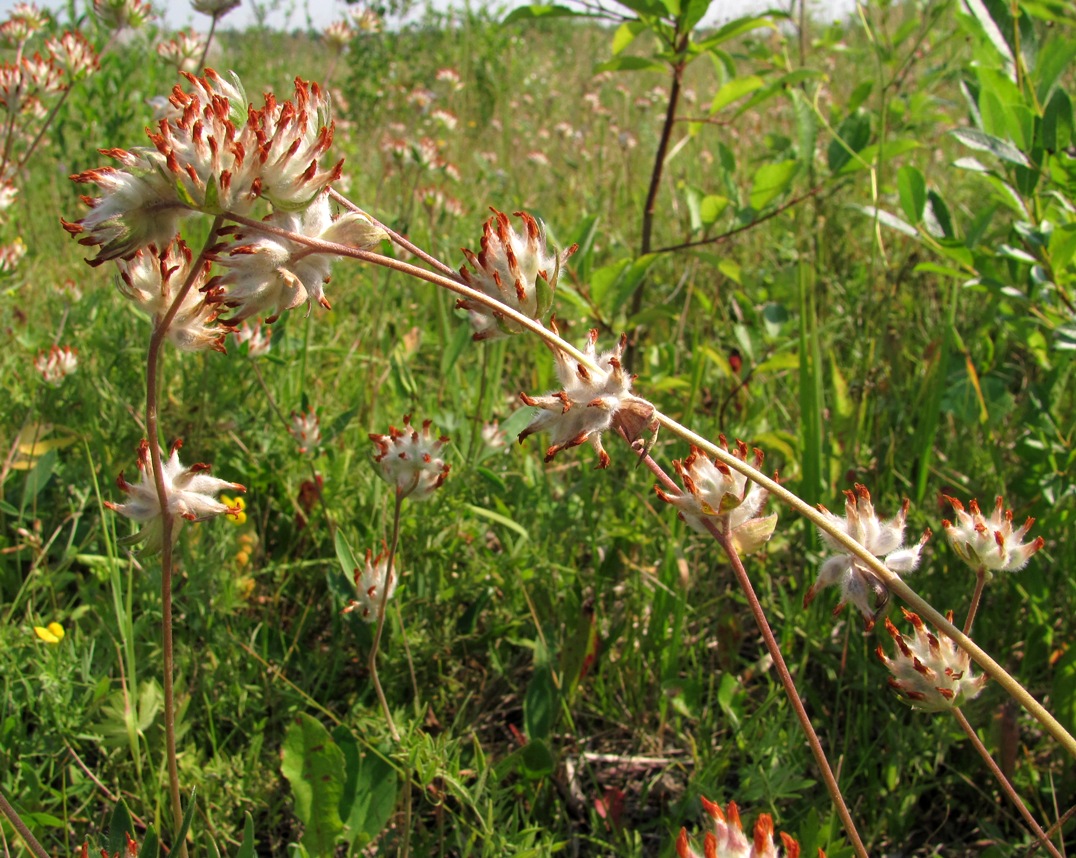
[1,0,1075,855]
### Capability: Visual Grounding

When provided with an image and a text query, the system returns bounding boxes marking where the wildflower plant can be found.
[8,21,1067,855]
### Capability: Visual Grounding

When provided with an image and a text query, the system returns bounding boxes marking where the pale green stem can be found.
[222,209,1076,761]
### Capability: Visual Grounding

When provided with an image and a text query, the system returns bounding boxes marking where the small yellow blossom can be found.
[34,622,65,644]
[222,494,247,525]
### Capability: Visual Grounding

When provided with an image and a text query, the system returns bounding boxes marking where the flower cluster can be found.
[805,484,930,629]
[323,20,354,54]
[34,344,78,385]
[676,798,812,858]
[342,544,399,621]
[207,192,385,323]
[115,241,228,351]
[64,70,344,264]
[656,438,777,555]
[370,415,451,500]
[290,407,321,453]
[157,30,206,72]
[518,321,654,469]
[105,439,244,553]
[93,0,152,30]
[941,494,1044,575]
[878,608,987,711]
[457,209,576,340]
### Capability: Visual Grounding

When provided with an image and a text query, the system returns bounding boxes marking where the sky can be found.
[0,0,858,32]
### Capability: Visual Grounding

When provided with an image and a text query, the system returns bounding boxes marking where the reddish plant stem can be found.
[145,216,222,854]
[709,522,868,857]
[0,790,50,858]
[963,567,987,636]
[950,707,1061,858]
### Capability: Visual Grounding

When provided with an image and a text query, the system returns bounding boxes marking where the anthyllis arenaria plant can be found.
[804,484,930,629]
[941,495,1045,575]
[105,439,244,553]
[457,208,577,340]
[47,64,1076,858]
[342,545,399,621]
[655,437,777,555]
[369,415,451,500]
[878,608,987,711]
[518,321,654,469]
[676,798,817,858]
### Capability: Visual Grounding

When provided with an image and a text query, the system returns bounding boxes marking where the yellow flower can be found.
[34,622,65,644]
[221,494,247,525]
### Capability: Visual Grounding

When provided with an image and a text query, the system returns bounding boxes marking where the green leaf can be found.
[838,139,919,174]
[699,194,728,225]
[524,656,556,742]
[695,14,776,52]
[107,802,136,857]
[282,714,346,858]
[961,0,1015,70]
[334,728,398,848]
[951,127,1031,166]
[1042,87,1073,152]
[611,20,647,54]
[748,160,798,210]
[594,56,667,73]
[173,790,197,856]
[827,111,871,173]
[925,191,954,239]
[463,503,530,541]
[502,4,582,23]
[440,320,472,375]
[21,448,56,509]
[138,826,159,858]
[234,814,255,858]
[851,205,918,238]
[709,75,764,113]
[897,165,926,223]
[612,0,668,16]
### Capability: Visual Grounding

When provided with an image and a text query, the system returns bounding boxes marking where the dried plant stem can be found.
[146,216,222,855]
[950,708,1062,858]
[223,210,1076,760]
[0,789,50,858]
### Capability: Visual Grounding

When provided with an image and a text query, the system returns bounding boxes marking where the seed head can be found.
[878,608,987,711]
[805,484,930,630]
[941,494,1044,576]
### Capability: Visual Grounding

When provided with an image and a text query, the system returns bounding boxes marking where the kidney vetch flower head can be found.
[941,494,1044,576]
[517,320,654,469]
[804,484,930,630]
[655,437,777,555]
[106,438,245,552]
[878,607,987,711]
[676,797,815,858]
[342,544,399,621]
[370,415,451,500]
[457,208,576,340]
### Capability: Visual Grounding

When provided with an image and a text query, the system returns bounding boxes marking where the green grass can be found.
[1,0,1075,855]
